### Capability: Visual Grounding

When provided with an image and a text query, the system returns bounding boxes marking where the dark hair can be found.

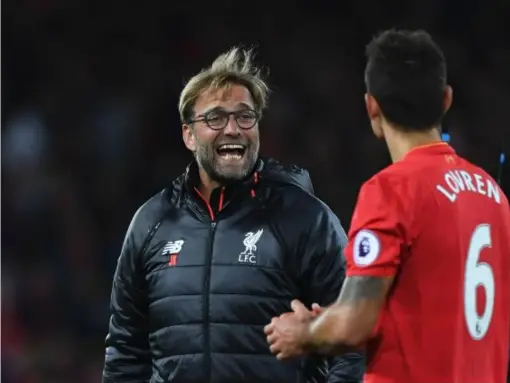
[365,29,447,131]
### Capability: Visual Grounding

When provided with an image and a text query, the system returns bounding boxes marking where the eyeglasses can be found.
[188,109,259,130]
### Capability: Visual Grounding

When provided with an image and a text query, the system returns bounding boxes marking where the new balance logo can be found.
[162,240,184,266]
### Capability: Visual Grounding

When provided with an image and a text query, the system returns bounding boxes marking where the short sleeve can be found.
[344,175,407,277]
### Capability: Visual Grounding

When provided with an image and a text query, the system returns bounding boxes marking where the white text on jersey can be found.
[436,169,501,204]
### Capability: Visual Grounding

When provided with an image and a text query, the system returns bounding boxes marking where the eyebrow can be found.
[199,102,255,116]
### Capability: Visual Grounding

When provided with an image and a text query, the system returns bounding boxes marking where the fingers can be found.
[264,317,277,335]
[270,343,291,361]
[290,299,308,313]
[290,299,310,319]
[268,340,287,360]
[311,302,323,316]
[276,352,289,361]
[269,342,280,355]
[266,331,278,345]
[265,308,305,362]
[265,326,294,361]
[268,329,282,355]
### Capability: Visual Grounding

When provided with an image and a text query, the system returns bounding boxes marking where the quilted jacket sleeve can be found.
[298,201,365,383]
[102,207,152,383]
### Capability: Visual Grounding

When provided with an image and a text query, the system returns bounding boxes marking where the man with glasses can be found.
[102,47,364,383]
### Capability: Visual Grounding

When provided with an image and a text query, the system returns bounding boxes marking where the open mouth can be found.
[216,144,246,161]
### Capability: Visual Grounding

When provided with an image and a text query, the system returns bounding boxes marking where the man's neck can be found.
[384,125,442,163]
[197,167,222,202]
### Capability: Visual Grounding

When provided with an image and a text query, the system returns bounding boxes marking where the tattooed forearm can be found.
[337,276,389,305]
[302,275,394,354]
[304,276,393,353]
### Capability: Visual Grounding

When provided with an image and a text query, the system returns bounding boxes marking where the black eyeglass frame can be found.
[187,109,260,130]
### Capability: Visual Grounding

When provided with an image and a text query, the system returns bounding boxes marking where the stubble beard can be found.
[195,142,259,184]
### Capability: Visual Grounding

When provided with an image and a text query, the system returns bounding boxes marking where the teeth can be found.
[220,153,242,160]
[219,144,244,150]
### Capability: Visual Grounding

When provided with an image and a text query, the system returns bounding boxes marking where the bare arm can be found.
[304,275,394,355]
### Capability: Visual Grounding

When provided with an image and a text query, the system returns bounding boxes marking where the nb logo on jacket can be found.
[162,240,184,266]
[238,229,263,264]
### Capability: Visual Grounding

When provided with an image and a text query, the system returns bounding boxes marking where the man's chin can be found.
[213,169,249,183]
[211,160,253,183]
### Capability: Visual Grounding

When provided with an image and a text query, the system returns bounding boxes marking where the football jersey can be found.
[344,143,510,383]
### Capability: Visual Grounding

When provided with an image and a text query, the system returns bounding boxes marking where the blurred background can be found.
[2,0,509,382]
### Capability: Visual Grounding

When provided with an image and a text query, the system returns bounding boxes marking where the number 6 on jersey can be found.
[464,224,495,340]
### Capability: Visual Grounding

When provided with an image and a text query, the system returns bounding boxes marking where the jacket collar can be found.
[168,157,314,216]
[169,159,264,220]
[182,159,264,197]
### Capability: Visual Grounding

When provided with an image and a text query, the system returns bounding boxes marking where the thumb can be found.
[311,303,323,316]
[291,299,308,315]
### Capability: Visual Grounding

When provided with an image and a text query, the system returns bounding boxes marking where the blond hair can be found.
[178,47,270,123]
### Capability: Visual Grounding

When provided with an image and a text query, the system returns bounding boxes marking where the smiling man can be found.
[102,47,364,383]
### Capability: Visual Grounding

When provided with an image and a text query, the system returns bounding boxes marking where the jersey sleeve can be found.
[344,174,408,277]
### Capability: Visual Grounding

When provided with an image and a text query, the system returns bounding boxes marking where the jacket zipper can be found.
[193,187,226,382]
[204,220,216,382]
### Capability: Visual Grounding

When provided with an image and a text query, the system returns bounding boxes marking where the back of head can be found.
[365,29,447,131]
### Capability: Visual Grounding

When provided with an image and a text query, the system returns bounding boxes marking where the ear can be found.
[365,93,384,139]
[182,124,196,152]
[365,93,380,120]
[443,85,453,114]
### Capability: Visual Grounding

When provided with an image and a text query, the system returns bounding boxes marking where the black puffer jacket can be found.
[103,158,364,383]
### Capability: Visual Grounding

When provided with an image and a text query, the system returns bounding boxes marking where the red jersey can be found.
[344,143,510,383]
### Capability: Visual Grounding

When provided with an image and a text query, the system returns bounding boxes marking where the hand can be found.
[311,303,324,317]
[283,301,323,320]
[264,300,313,360]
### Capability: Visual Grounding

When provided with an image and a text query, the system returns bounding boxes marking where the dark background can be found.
[2,1,509,382]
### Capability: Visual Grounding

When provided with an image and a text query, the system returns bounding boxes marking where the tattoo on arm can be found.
[337,276,388,305]
[306,276,392,355]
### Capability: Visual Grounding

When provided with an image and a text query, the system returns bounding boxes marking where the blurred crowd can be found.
[2,0,509,382]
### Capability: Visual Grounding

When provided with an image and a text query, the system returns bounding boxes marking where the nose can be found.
[223,115,241,136]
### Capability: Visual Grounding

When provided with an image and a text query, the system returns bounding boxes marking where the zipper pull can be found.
[211,222,217,229]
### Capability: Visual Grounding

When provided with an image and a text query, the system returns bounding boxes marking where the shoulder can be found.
[269,184,345,243]
[259,157,337,222]
[351,167,412,229]
[360,162,418,202]
[273,182,333,216]
[127,189,172,239]
[370,160,414,184]
[114,190,172,277]
[259,157,314,194]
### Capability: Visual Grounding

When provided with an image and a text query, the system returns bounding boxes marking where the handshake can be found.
[264,300,324,360]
